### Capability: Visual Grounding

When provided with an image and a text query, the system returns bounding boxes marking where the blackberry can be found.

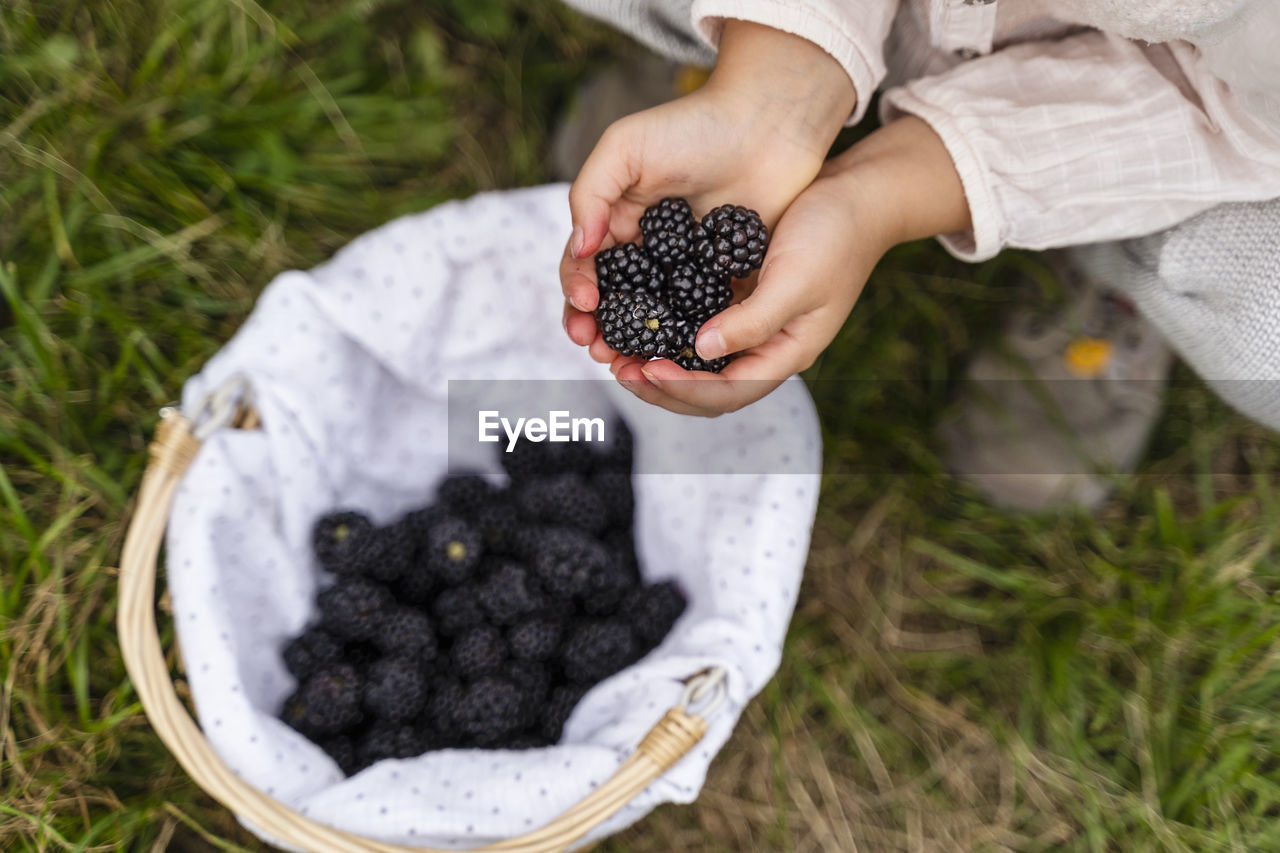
[313,511,409,582]
[540,684,589,744]
[580,555,635,616]
[473,501,522,556]
[600,417,635,474]
[317,577,394,642]
[505,732,552,750]
[639,197,706,265]
[695,204,769,278]
[423,515,482,585]
[672,347,730,374]
[342,641,380,670]
[589,469,633,530]
[356,720,428,766]
[594,242,663,296]
[436,474,499,519]
[596,290,679,358]
[602,527,641,583]
[394,562,438,607]
[372,605,438,660]
[561,620,640,684]
[457,676,528,746]
[501,438,596,483]
[475,560,543,626]
[450,625,507,678]
[281,663,363,737]
[530,527,612,599]
[431,583,486,636]
[320,735,360,776]
[515,473,608,536]
[425,677,467,741]
[507,616,563,662]
[501,659,551,711]
[363,656,428,722]
[623,580,688,647]
[666,263,732,319]
[282,627,344,681]
[400,504,449,541]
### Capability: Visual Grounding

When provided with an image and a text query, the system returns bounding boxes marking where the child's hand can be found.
[606,117,973,416]
[560,20,855,344]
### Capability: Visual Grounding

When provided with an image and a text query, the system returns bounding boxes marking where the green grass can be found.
[3,1,1279,850]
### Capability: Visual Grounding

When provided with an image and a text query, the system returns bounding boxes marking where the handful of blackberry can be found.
[278,421,688,776]
[595,198,768,373]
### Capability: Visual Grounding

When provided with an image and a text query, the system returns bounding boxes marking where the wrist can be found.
[823,117,971,247]
[706,19,856,158]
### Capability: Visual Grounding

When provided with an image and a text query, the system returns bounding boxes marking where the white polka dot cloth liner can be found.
[168,184,822,850]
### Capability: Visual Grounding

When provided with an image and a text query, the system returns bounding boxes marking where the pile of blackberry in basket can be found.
[278,422,687,776]
[595,198,768,373]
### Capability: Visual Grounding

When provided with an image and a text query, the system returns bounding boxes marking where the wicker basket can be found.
[119,401,725,853]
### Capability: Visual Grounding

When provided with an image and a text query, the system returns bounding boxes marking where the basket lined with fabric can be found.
[119,184,822,851]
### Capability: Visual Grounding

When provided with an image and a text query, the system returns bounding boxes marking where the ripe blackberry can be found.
[450,625,507,678]
[320,735,360,776]
[372,606,438,660]
[424,515,483,585]
[281,663,363,737]
[507,616,563,662]
[671,343,730,374]
[602,527,641,583]
[639,197,706,265]
[505,732,552,749]
[594,242,663,296]
[317,577,394,642]
[668,317,729,372]
[581,555,635,616]
[596,290,679,358]
[363,656,428,722]
[342,641,380,670]
[313,512,410,582]
[589,469,633,530]
[425,677,467,741]
[623,580,688,647]
[540,684,589,744]
[282,627,344,681]
[515,473,608,536]
[561,620,640,684]
[695,204,769,278]
[476,560,543,626]
[501,438,596,483]
[501,659,551,711]
[600,417,635,474]
[473,501,521,556]
[400,504,449,541]
[431,583,485,636]
[436,473,499,519]
[394,563,438,607]
[457,676,529,746]
[356,720,428,766]
[530,527,611,599]
[666,263,732,318]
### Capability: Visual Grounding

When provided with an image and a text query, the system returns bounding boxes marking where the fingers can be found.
[693,254,818,359]
[568,123,637,258]
[560,236,601,314]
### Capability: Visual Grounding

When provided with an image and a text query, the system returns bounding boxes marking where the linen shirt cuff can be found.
[880,86,1005,263]
[690,0,889,126]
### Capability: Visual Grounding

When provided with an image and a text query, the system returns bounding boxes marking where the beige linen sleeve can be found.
[880,27,1280,261]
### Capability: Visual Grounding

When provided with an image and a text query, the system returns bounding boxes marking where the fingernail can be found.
[619,378,638,391]
[698,328,727,359]
[569,294,586,312]
[640,366,662,388]
[570,225,584,259]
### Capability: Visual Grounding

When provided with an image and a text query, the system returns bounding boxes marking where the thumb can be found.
[695,257,815,360]
[567,123,636,258]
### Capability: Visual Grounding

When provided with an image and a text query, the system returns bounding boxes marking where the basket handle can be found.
[118,409,712,853]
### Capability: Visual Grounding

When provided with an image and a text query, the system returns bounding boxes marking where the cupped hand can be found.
[560,20,856,345]
[602,116,975,416]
